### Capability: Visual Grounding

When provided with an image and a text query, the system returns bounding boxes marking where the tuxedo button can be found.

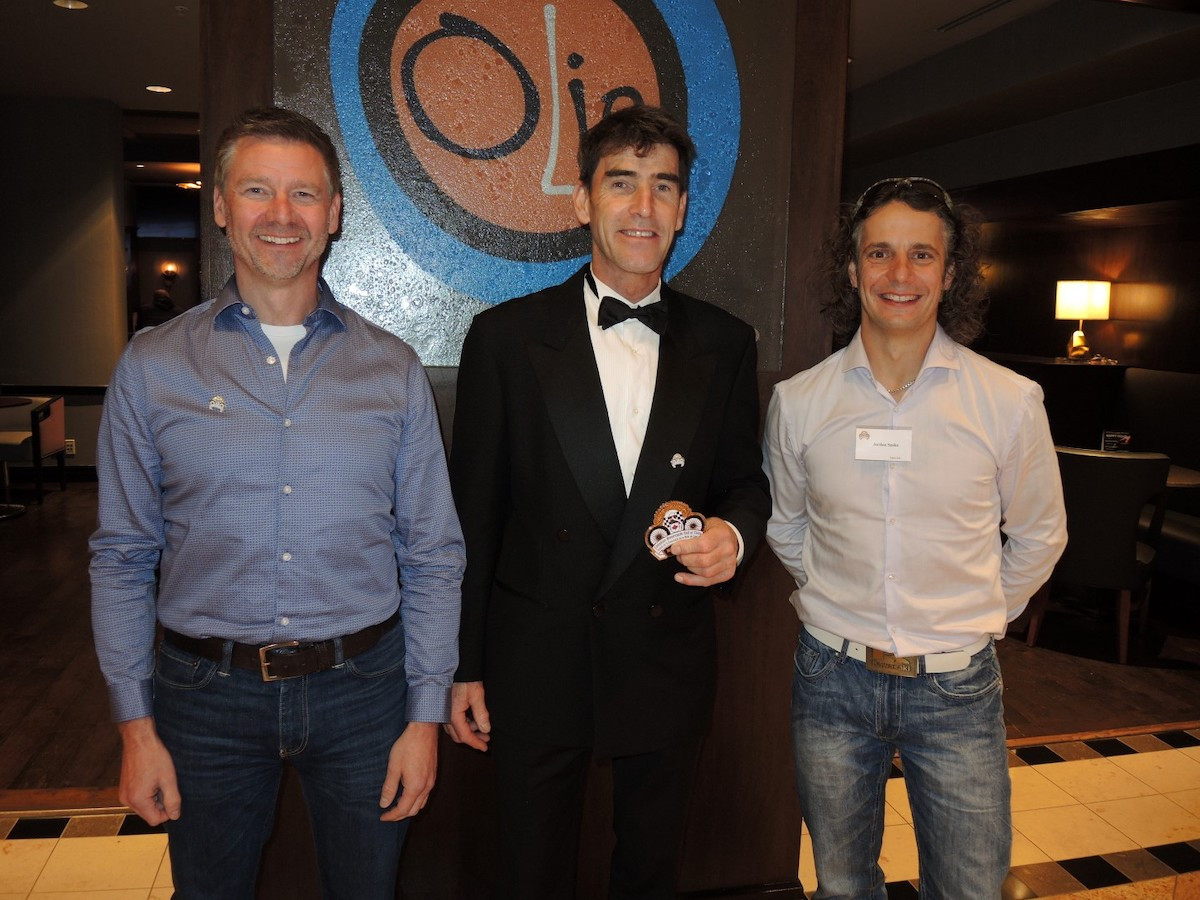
[649,604,664,618]
[556,529,570,542]
[592,603,605,618]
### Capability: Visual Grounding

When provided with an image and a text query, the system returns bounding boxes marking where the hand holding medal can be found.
[645,501,741,587]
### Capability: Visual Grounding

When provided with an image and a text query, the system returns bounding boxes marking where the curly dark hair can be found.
[819,178,987,344]
[214,107,342,198]
[577,105,695,194]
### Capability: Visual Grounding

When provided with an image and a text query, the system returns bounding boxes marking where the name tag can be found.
[853,427,913,462]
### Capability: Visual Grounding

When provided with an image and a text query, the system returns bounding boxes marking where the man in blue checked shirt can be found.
[89,107,465,900]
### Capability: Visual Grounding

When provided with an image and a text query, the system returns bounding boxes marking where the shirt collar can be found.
[840,325,963,379]
[212,276,348,332]
[585,267,663,308]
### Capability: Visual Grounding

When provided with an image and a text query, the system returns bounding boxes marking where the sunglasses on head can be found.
[850,176,954,221]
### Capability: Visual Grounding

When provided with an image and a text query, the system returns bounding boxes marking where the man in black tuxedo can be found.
[447,105,770,898]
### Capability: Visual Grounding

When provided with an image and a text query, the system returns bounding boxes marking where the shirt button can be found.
[592,603,605,618]
[889,463,896,470]
[241,305,251,316]
[281,552,293,562]
[283,485,293,495]
[889,518,896,525]
[280,616,290,626]
[887,573,895,580]
[267,355,277,365]
[556,529,570,542]
[284,418,292,427]
[649,604,663,618]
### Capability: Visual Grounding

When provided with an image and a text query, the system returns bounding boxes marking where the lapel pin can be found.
[670,453,685,468]
[209,395,226,413]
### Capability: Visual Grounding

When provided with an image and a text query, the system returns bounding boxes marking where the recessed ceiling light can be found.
[146,85,173,94]
[136,163,145,168]
[176,181,203,190]
[53,0,89,9]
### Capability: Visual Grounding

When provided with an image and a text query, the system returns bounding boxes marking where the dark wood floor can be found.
[2,481,1200,803]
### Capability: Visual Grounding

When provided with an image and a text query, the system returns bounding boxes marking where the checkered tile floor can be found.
[801,728,1200,899]
[2,729,1199,898]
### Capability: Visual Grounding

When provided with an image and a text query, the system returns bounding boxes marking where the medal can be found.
[645,501,706,561]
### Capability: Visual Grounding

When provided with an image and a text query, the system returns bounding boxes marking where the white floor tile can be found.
[1011,804,1139,859]
[1009,765,1078,811]
[0,838,56,894]
[1035,756,1158,804]
[1089,793,1200,847]
[1010,827,1052,866]
[1166,786,1200,818]
[1110,749,1200,794]
[33,835,167,893]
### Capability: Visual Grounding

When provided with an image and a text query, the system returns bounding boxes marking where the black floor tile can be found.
[1058,854,1129,889]
[1156,729,1200,748]
[118,814,166,835]
[1014,745,1064,765]
[6,816,69,839]
[1147,841,1200,874]
[1084,738,1137,757]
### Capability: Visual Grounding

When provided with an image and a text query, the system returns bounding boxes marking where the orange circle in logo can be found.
[390,1,660,235]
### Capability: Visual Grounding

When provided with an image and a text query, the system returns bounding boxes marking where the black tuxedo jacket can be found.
[449,267,770,756]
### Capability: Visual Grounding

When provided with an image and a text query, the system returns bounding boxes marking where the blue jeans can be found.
[154,620,410,900]
[791,628,1011,900]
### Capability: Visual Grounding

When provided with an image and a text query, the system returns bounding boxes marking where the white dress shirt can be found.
[763,326,1067,656]
[584,272,662,495]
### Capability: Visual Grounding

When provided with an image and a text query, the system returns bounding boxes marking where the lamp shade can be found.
[1056,281,1111,321]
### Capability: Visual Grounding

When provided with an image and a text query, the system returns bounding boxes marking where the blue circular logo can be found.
[330,0,740,303]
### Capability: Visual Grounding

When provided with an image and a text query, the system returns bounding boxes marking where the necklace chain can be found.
[887,379,916,394]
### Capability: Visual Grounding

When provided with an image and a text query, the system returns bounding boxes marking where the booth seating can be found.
[1119,368,1200,586]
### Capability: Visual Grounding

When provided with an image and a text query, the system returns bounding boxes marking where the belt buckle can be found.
[865,647,919,677]
[258,641,301,681]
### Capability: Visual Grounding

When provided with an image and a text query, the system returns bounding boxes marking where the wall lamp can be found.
[1055,280,1110,360]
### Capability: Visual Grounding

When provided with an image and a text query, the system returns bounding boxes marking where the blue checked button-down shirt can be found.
[90,278,465,724]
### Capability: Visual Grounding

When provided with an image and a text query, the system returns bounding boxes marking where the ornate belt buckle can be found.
[865,647,919,677]
[258,641,301,681]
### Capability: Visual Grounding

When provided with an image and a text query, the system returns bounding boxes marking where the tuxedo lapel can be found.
[527,277,627,545]
[599,292,716,594]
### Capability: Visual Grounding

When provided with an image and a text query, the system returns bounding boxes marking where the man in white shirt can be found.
[763,177,1066,899]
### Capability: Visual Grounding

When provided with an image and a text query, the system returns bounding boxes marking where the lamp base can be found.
[1067,328,1090,359]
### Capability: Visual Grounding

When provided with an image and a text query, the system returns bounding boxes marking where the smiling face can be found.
[213,137,341,293]
[572,142,687,302]
[849,200,953,347]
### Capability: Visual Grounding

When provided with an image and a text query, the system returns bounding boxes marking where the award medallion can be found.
[645,501,706,560]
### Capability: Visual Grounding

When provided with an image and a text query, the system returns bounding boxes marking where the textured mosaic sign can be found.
[275,0,791,365]
[329,0,739,303]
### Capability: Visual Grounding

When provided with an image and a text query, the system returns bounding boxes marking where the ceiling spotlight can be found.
[146,85,173,94]
[53,0,89,8]
[176,181,203,190]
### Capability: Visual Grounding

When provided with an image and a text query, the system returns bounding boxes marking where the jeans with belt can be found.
[154,619,410,900]
[791,627,1011,900]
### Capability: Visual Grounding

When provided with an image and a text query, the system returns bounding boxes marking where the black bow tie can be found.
[586,269,668,335]
[598,295,668,334]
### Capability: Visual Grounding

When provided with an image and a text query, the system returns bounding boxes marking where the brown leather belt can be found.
[162,610,399,682]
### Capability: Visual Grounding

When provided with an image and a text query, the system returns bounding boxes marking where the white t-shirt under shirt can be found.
[260,323,307,381]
